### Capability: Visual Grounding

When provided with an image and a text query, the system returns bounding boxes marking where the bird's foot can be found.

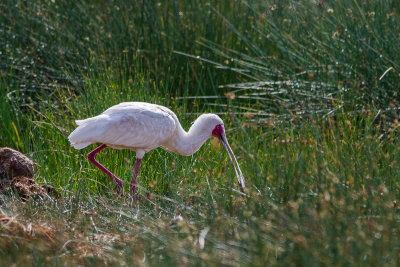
[114,182,124,196]
[129,184,136,196]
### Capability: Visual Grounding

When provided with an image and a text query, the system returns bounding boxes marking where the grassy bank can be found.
[1,0,399,266]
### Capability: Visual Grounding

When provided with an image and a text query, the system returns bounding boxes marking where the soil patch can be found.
[0,147,60,200]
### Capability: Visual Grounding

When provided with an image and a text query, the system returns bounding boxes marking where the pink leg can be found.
[88,144,123,192]
[129,158,142,194]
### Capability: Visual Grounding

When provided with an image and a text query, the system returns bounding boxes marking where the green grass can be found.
[1,0,400,266]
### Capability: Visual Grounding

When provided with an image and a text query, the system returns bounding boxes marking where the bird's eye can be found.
[216,125,221,130]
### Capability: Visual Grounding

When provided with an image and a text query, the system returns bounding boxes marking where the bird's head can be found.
[197,114,246,192]
[195,114,223,136]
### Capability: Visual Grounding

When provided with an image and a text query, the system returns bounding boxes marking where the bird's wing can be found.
[68,103,176,150]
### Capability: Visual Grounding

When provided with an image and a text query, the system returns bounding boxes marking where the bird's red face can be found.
[212,124,224,138]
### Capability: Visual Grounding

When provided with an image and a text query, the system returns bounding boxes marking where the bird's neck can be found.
[162,119,211,156]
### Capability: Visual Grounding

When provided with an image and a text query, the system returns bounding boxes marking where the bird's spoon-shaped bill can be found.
[219,132,245,192]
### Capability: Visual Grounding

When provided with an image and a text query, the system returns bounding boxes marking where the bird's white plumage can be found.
[68,101,245,192]
[68,102,176,152]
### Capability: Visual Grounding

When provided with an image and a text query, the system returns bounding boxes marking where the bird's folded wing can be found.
[68,108,176,150]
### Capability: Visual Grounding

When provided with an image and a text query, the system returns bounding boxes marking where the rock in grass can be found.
[0,147,60,200]
[0,147,34,180]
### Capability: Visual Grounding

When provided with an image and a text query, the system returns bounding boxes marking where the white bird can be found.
[68,102,245,194]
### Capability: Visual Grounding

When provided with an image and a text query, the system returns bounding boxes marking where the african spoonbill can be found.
[68,102,245,194]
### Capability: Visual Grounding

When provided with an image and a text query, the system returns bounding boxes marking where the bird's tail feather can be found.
[68,115,109,150]
[68,127,92,149]
[75,119,91,126]
[71,142,92,149]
